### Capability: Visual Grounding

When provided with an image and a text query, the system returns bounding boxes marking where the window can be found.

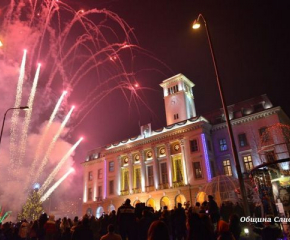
[265,151,275,162]
[192,162,202,179]
[98,186,102,198]
[135,168,141,189]
[238,133,248,147]
[259,127,267,136]
[168,85,179,95]
[109,180,114,195]
[174,114,179,120]
[123,171,129,191]
[88,188,92,201]
[259,127,270,142]
[160,162,168,184]
[243,155,253,171]
[88,171,93,181]
[207,140,212,151]
[109,161,114,172]
[147,166,154,186]
[175,159,183,182]
[190,139,199,152]
[223,160,232,176]
[219,139,228,151]
[98,169,103,179]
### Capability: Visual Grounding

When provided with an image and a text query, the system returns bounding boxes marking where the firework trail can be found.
[26,91,67,189]
[39,137,83,195]
[32,106,75,184]
[9,49,27,166]
[40,168,75,202]
[18,63,41,166]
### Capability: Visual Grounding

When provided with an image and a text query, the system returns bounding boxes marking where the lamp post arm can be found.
[199,15,250,217]
[0,107,20,146]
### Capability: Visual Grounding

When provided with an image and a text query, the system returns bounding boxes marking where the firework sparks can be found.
[26,91,67,189]
[18,63,41,166]
[32,106,75,184]
[40,168,75,202]
[39,137,83,195]
[9,49,27,167]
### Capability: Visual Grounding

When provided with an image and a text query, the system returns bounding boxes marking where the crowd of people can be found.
[0,196,285,240]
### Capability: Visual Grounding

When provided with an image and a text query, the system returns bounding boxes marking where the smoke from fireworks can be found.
[41,168,75,202]
[33,106,75,184]
[39,137,83,195]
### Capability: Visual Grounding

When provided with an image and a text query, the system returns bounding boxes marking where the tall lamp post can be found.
[192,14,250,217]
[0,106,29,146]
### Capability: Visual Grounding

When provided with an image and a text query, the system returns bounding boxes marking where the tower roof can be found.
[160,73,194,88]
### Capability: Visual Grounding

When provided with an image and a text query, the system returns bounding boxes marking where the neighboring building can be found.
[82,73,290,217]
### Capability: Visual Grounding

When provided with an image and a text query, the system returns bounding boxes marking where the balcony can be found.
[120,190,130,196]
[172,181,184,188]
[158,183,169,190]
[95,197,103,202]
[132,188,142,194]
[145,185,155,192]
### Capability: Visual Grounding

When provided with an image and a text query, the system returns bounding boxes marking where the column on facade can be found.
[128,154,133,194]
[83,167,88,203]
[140,150,146,192]
[152,145,160,190]
[165,143,173,188]
[180,138,189,185]
[103,159,107,200]
[117,156,122,195]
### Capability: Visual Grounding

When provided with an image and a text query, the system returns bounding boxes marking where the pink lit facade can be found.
[82,74,290,217]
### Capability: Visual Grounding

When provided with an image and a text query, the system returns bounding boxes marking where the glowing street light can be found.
[0,106,29,147]
[0,40,3,47]
[192,14,250,217]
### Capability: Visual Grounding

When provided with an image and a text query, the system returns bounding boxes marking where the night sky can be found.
[75,1,290,155]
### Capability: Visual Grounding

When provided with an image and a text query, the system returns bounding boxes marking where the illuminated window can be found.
[160,162,168,184]
[98,169,103,179]
[88,171,93,181]
[219,139,228,151]
[175,159,183,182]
[109,161,114,172]
[109,180,114,195]
[190,139,198,152]
[223,160,232,176]
[98,186,102,199]
[243,155,253,171]
[88,188,92,201]
[192,162,202,179]
[135,168,141,189]
[238,133,248,147]
[147,166,154,186]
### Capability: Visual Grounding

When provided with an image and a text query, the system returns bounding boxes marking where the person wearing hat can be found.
[117,199,136,240]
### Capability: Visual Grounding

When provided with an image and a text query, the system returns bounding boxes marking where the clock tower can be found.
[160,73,196,125]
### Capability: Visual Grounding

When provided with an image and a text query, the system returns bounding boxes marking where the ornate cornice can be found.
[212,107,281,132]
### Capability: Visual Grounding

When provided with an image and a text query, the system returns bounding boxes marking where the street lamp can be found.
[0,106,29,146]
[192,14,250,217]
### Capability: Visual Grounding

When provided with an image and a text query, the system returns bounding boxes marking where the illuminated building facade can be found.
[82,74,290,217]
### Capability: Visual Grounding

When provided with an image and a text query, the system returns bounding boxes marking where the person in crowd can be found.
[138,209,154,240]
[147,220,170,240]
[192,202,200,214]
[29,220,39,240]
[71,216,94,240]
[216,220,235,240]
[100,224,122,240]
[117,199,136,240]
[173,203,186,240]
[44,215,57,240]
[208,195,220,225]
[60,217,70,235]
[18,219,29,240]
[253,215,283,240]
[229,214,241,240]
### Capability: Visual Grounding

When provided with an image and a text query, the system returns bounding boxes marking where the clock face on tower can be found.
[171,100,176,105]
